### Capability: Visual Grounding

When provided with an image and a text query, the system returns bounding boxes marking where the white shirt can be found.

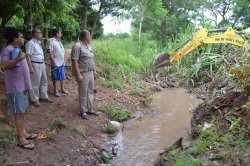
[49,38,65,66]
[25,38,44,62]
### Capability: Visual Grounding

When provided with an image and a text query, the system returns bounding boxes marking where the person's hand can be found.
[52,65,58,70]
[16,51,26,62]
[30,67,34,73]
[76,74,83,82]
[0,64,4,73]
[93,70,97,80]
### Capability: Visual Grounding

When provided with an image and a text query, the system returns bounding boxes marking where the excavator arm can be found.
[169,27,249,64]
[152,27,250,73]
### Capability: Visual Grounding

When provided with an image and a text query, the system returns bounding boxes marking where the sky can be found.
[101,15,132,34]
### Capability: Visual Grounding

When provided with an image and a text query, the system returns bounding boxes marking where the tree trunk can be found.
[91,3,103,38]
[43,13,49,49]
[83,0,88,30]
[44,13,49,39]
[138,12,144,51]
[24,0,33,34]
[84,11,88,30]
[81,0,88,30]
[139,20,142,49]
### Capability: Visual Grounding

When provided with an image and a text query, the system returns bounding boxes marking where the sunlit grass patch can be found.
[101,105,131,122]
[74,123,86,137]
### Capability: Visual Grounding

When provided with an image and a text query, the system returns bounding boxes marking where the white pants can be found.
[30,63,48,102]
[77,71,94,115]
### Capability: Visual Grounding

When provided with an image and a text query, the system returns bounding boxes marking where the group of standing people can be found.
[0,28,98,150]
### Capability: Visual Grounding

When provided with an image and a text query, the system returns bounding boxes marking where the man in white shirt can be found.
[25,28,52,106]
[48,28,68,97]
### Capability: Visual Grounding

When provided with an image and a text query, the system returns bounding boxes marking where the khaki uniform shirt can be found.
[71,42,95,74]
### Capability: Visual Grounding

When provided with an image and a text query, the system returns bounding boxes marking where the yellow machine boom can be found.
[169,27,250,64]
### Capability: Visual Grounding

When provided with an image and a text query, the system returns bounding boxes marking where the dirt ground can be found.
[0,49,147,166]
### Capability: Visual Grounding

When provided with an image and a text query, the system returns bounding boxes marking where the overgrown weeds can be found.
[2,113,14,128]
[74,123,86,137]
[101,104,131,122]
[49,117,67,131]
[158,119,250,165]
[143,95,154,106]
[0,130,16,155]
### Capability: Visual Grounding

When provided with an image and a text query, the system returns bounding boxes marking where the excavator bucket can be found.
[152,53,171,73]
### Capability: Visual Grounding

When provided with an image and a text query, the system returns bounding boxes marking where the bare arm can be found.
[25,42,34,72]
[2,51,26,70]
[48,50,56,67]
[72,59,83,82]
[25,54,34,73]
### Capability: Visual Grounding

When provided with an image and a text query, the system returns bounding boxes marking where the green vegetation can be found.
[2,113,14,129]
[74,123,87,137]
[0,0,249,164]
[101,104,131,122]
[143,95,154,106]
[107,123,120,134]
[93,38,156,96]
[0,99,8,108]
[159,120,250,165]
[100,80,124,91]
[49,117,67,131]
[0,130,16,155]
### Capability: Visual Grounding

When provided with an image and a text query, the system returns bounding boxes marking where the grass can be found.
[100,80,124,91]
[74,123,87,137]
[107,123,120,134]
[0,130,16,155]
[0,99,8,108]
[49,117,67,130]
[2,113,14,128]
[143,95,154,106]
[158,120,250,165]
[101,105,131,122]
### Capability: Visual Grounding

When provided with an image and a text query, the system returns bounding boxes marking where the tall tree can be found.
[30,0,79,38]
[161,0,201,39]
[77,0,91,30]
[90,0,127,37]
[232,0,250,27]
[129,0,166,48]
[203,0,235,26]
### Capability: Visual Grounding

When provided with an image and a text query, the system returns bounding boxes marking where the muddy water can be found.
[110,88,203,166]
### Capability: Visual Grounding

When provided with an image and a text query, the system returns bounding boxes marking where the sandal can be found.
[61,89,69,94]
[81,114,89,120]
[54,92,61,97]
[86,111,99,116]
[26,133,37,140]
[17,142,35,150]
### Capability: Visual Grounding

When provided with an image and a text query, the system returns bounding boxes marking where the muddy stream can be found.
[109,88,203,166]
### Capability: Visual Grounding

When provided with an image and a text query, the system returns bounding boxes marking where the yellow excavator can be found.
[152,27,250,72]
